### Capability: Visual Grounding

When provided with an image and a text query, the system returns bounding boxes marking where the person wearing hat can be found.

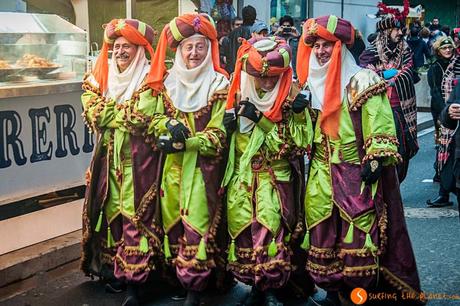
[81,19,162,306]
[296,15,423,305]
[359,8,418,184]
[222,36,313,306]
[251,20,269,39]
[427,36,456,207]
[145,13,229,306]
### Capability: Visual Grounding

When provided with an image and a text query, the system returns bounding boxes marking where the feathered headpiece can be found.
[377,0,409,21]
[375,0,409,31]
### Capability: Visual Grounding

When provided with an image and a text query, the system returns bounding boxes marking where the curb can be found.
[0,230,81,300]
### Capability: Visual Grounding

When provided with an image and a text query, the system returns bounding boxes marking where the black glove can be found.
[361,158,383,185]
[157,137,186,154]
[223,111,237,134]
[166,119,190,143]
[238,100,262,123]
[292,93,309,113]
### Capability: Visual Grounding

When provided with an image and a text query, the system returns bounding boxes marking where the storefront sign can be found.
[0,90,93,204]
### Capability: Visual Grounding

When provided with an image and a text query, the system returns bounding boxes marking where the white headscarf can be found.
[164,35,228,113]
[106,46,150,104]
[307,44,361,111]
[238,71,282,133]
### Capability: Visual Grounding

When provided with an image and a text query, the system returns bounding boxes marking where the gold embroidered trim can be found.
[349,81,387,111]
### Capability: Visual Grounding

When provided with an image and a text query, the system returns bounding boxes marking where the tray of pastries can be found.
[0,59,23,81]
[15,54,61,76]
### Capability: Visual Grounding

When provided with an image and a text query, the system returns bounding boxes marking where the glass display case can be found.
[0,12,87,85]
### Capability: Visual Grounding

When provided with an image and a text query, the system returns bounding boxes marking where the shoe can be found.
[183,290,200,306]
[239,287,263,306]
[265,290,283,306]
[171,288,187,301]
[121,284,139,306]
[105,280,126,293]
[426,196,453,207]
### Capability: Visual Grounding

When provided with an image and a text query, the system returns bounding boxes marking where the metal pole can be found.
[126,0,136,19]
[341,0,344,18]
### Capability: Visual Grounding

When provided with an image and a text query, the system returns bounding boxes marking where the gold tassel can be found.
[300,230,310,250]
[343,221,354,244]
[195,237,207,261]
[268,238,278,257]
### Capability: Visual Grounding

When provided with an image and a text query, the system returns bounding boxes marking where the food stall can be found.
[0,12,91,255]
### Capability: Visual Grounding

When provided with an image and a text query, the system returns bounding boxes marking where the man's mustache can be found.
[116,52,130,59]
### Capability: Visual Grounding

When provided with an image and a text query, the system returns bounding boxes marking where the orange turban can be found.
[296,15,355,139]
[227,37,293,123]
[92,19,156,94]
[146,13,228,94]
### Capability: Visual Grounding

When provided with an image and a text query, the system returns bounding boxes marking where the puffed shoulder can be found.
[82,73,100,94]
[347,69,387,111]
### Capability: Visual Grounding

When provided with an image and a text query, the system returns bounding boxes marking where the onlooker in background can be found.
[250,20,269,39]
[232,16,243,29]
[441,25,451,37]
[220,16,243,69]
[420,27,431,44]
[223,5,256,74]
[427,36,456,207]
[349,29,366,64]
[429,17,441,32]
[274,15,300,77]
[407,25,430,70]
[269,17,279,35]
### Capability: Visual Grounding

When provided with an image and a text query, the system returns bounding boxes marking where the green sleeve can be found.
[186,99,226,157]
[81,90,116,129]
[263,110,313,154]
[288,110,313,149]
[361,93,400,165]
[131,90,168,136]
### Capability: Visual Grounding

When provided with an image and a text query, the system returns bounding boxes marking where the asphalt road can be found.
[3,130,460,306]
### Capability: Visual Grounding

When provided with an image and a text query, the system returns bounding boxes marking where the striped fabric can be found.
[437,56,460,171]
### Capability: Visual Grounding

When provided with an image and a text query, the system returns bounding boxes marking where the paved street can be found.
[3,130,460,306]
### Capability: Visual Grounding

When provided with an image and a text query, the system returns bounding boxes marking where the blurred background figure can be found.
[250,20,269,39]
[427,36,457,207]
[274,15,300,78]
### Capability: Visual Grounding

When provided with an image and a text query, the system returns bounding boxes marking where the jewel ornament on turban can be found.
[296,15,356,139]
[226,36,293,124]
[147,13,228,95]
[92,19,156,95]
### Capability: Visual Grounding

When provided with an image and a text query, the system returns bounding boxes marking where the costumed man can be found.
[222,36,313,306]
[81,19,163,306]
[296,16,424,305]
[360,1,419,183]
[144,13,229,306]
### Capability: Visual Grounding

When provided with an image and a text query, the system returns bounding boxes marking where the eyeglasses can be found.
[439,46,454,50]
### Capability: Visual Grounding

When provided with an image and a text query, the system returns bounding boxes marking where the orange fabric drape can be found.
[296,19,346,139]
[145,14,228,95]
[93,19,155,94]
[226,40,292,123]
